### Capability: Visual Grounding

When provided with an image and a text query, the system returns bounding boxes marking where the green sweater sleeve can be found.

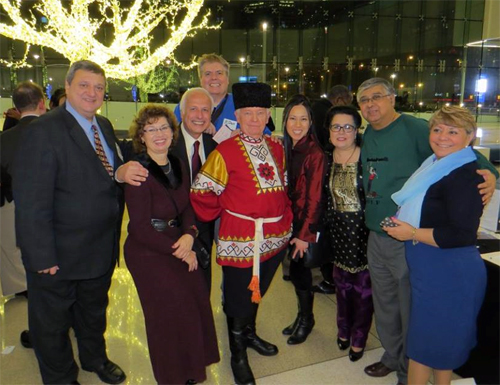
[474,149,499,178]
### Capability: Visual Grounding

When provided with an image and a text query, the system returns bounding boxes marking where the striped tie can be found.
[91,125,114,178]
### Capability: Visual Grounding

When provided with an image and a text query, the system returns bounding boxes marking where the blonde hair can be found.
[429,106,477,145]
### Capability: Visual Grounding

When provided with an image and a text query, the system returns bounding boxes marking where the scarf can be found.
[392,146,476,228]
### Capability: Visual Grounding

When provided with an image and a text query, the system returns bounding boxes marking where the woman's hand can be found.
[172,234,194,260]
[183,251,198,272]
[290,238,309,259]
[382,217,414,241]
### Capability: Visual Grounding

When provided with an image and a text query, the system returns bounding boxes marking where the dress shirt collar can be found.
[65,101,99,132]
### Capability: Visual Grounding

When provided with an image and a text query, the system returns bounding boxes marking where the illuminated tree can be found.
[0,0,216,79]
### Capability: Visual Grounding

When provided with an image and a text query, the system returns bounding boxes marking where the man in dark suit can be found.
[12,61,126,385]
[169,87,217,290]
[0,81,46,299]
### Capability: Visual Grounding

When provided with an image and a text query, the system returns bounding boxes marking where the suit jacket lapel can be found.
[202,133,217,157]
[62,109,115,183]
[172,132,190,171]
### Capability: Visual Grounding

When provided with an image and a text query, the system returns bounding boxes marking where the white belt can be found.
[225,209,282,303]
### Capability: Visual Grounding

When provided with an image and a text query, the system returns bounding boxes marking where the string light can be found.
[0,0,219,80]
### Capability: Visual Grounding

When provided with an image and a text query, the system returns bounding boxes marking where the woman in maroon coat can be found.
[281,95,327,345]
[124,105,219,384]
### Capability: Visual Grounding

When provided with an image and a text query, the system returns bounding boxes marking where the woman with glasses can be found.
[124,105,219,384]
[281,94,327,345]
[325,105,373,362]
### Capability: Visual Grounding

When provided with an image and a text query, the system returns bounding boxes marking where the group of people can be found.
[0,52,497,385]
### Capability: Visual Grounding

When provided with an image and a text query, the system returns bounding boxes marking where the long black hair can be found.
[282,94,318,182]
[323,105,363,149]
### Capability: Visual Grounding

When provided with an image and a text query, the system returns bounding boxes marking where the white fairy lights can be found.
[0,0,218,79]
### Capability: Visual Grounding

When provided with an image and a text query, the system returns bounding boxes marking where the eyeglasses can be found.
[143,126,171,135]
[358,94,391,105]
[329,124,356,133]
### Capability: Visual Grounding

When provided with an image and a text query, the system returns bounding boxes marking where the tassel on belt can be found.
[225,209,283,303]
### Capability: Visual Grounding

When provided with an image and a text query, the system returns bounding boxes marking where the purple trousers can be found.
[333,266,374,348]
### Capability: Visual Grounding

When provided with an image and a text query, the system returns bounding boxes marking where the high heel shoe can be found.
[349,347,364,362]
[337,337,350,351]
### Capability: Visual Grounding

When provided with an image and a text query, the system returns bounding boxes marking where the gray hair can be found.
[179,87,214,114]
[356,78,396,102]
[66,60,106,84]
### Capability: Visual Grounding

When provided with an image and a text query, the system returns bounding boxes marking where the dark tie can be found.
[91,125,114,178]
[191,140,201,181]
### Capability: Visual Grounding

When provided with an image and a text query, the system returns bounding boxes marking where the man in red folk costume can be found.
[191,82,292,385]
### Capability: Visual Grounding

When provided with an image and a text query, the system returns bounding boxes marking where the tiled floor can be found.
[0,224,465,385]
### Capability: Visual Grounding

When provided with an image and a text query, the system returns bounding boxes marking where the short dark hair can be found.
[327,85,353,107]
[66,60,106,84]
[12,81,45,113]
[49,88,66,108]
[324,105,363,147]
[129,104,179,153]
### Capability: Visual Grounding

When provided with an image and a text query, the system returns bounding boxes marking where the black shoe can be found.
[20,330,33,349]
[245,328,278,356]
[349,347,364,362]
[185,380,197,385]
[69,381,80,385]
[83,360,126,384]
[312,280,336,294]
[282,275,291,281]
[337,337,350,351]
[282,317,298,336]
[15,291,28,298]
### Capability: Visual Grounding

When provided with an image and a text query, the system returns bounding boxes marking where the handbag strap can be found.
[211,94,229,124]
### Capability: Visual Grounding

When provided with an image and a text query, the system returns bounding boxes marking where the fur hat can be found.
[232,82,271,110]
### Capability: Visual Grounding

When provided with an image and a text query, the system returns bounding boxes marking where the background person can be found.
[49,88,66,109]
[124,105,219,385]
[0,81,46,299]
[384,106,487,385]
[174,53,272,137]
[281,94,326,345]
[324,105,372,362]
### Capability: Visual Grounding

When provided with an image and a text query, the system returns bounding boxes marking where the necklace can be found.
[334,146,357,169]
[162,161,171,175]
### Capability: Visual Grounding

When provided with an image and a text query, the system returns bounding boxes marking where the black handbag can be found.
[159,188,211,270]
[289,231,328,269]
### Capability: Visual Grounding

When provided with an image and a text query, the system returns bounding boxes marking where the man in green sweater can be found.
[358,77,497,385]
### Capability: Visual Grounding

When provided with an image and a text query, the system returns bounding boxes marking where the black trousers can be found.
[289,254,313,291]
[222,249,285,318]
[26,265,114,384]
[197,219,214,293]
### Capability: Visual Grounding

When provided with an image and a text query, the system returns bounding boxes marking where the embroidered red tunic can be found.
[190,134,293,268]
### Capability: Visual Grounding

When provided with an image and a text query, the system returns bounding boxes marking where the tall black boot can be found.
[287,289,315,345]
[245,307,279,356]
[227,316,255,385]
